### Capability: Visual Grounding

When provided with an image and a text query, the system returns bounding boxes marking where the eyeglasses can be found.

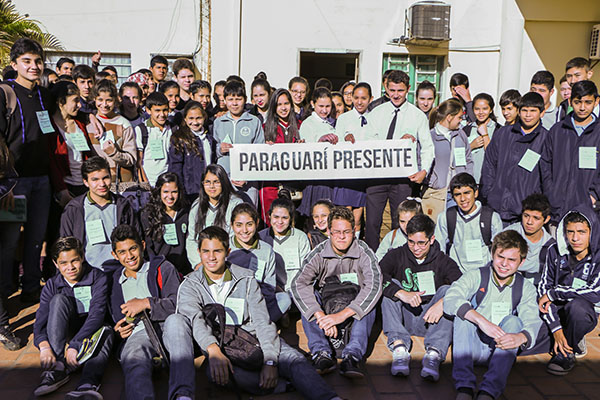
[407,239,430,248]
[331,229,353,237]
[203,180,221,187]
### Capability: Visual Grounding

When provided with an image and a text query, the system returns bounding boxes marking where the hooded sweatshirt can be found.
[538,204,600,332]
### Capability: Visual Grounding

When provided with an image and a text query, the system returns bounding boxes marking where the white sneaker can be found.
[390,344,410,376]
[421,348,442,381]
[576,337,587,359]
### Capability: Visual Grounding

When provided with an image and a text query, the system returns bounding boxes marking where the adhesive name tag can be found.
[340,272,359,285]
[148,138,165,159]
[99,130,115,148]
[73,286,92,313]
[224,297,245,325]
[223,134,233,145]
[573,277,587,289]
[416,270,436,295]
[491,301,511,325]
[163,223,179,246]
[36,111,54,134]
[86,219,107,245]
[518,149,541,172]
[454,147,467,167]
[69,131,90,152]
[282,248,299,269]
[579,147,597,169]
[465,239,483,262]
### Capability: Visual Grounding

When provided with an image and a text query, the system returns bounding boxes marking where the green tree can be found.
[0,0,62,68]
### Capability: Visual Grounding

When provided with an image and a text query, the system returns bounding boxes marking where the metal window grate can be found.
[46,52,132,85]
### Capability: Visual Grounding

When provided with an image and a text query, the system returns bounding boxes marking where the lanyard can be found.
[8,80,45,143]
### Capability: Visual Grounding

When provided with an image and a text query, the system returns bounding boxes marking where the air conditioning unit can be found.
[408,1,451,41]
[591,24,600,60]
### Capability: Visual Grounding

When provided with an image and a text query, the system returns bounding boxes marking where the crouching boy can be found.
[444,230,542,400]
[108,224,194,400]
[177,226,342,400]
[380,214,462,381]
[33,237,113,398]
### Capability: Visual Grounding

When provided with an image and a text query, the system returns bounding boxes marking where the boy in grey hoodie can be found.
[444,230,542,400]
[176,226,341,400]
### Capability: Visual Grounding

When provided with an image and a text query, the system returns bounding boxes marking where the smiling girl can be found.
[465,93,501,182]
[249,78,271,123]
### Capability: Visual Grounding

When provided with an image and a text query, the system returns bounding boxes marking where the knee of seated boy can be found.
[498,315,523,334]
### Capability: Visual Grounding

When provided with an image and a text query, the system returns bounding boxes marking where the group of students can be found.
[1,36,600,400]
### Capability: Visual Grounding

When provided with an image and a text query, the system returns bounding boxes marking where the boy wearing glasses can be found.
[380,214,461,381]
[291,207,382,379]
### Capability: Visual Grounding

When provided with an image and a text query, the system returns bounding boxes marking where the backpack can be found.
[0,83,17,133]
[446,205,494,254]
[471,266,524,315]
[202,303,264,371]
[136,122,150,149]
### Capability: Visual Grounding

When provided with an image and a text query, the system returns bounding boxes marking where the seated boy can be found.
[291,207,382,378]
[177,226,342,400]
[503,193,554,285]
[214,80,265,205]
[499,89,520,125]
[134,92,172,186]
[435,173,503,272]
[480,92,548,226]
[381,214,461,380]
[108,224,194,400]
[60,156,138,269]
[538,206,600,375]
[33,237,113,398]
[445,230,542,400]
[529,70,557,130]
[376,198,422,261]
[540,80,600,226]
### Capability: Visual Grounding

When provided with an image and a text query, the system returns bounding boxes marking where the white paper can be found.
[573,277,587,289]
[579,147,597,169]
[465,239,483,262]
[491,302,511,325]
[73,286,92,313]
[224,297,245,325]
[148,138,165,159]
[340,272,359,285]
[282,248,299,270]
[69,131,90,152]
[85,219,107,245]
[36,111,54,134]
[163,223,179,246]
[223,134,233,144]
[518,149,541,172]
[454,147,467,167]
[416,271,436,296]
[99,130,115,148]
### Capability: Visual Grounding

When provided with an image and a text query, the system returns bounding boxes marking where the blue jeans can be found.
[208,340,338,400]
[46,294,113,387]
[0,176,50,295]
[381,285,452,358]
[119,314,194,400]
[452,314,523,398]
[301,289,375,360]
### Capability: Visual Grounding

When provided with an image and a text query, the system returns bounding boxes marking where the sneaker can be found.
[546,352,576,376]
[576,337,587,359]
[421,347,442,382]
[0,324,21,351]
[312,351,336,375]
[456,387,474,400]
[339,355,364,379]
[65,384,103,399]
[390,344,410,377]
[33,369,70,396]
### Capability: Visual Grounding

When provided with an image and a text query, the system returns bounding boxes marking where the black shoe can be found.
[65,384,103,399]
[0,324,21,351]
[547,352,576,376]
[312,351,336,375]
[33,369,70,396]
[20,289,40,304]
[339,355,364,379]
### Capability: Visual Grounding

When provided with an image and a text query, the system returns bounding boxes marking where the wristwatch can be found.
[265,360,277,367]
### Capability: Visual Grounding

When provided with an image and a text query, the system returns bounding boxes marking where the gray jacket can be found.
[214,111,265,174]
[427,126,473,190]
[176,264,280,363]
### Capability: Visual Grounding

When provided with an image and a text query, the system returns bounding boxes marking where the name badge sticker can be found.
[36,111,54,134]
[518,149,541,172]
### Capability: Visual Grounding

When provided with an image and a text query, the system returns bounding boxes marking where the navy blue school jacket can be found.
[107,256,181,324]
[167,130,216,197]
[540,113,600,223]
[33,263,108,351]
[140,207,192,275]
[480,121,548,221]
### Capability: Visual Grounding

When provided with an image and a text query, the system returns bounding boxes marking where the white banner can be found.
[230,139,418,181]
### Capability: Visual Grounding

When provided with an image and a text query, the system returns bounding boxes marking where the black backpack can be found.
[471,266,524,315]
[446,205,494,254]
[202,303,264,371]
[320,276,360,357]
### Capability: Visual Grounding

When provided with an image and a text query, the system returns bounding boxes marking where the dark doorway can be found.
[299,51,359,92]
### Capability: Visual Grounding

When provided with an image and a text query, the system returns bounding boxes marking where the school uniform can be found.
[463,120,501,183]
[422,124,473,221]
[79,97,95,114]
[185,194,244,268]
[367,94,389,112]
[34,263,113,389]
[134,120,172,187]
[307,229,328,249]
[108,257,192,400]
[227,236,289,322]
[259,227,311,292]
[167,128,216,200]
[364,100,434,250]
[540,113,600,224]
[541,105,559,130]
[140,207,191,276]
[503,222,554,284]
[480,121,548,224]
[60,192,139,270]
[444,266,542,398]
[375,227,407,261]
[435,201,503,273]
[297,113,338,216]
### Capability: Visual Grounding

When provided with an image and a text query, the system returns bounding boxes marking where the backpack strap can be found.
[473,266,491,308]
[479,206,494,247]
[539,237,556,268]
[0,83,17,130]
[463,124,474,137]
[157,265,163,291]
[511,273,524,315]
[446,206,458,253]
[137,122,149,149]
[391,228,398,244]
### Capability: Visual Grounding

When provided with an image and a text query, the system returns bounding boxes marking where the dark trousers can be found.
[557,297,598,352]
[365,179,416,250]
[0,295,8,326]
